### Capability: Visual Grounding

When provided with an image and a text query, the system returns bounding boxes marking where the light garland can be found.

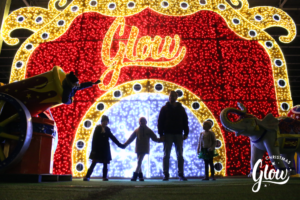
[0,0,296,176]
[1,0,295,117]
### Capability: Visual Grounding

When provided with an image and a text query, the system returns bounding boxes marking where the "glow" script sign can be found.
[99,17,186,90]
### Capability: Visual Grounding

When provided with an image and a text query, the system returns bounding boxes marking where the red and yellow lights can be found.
[1,0,296,176]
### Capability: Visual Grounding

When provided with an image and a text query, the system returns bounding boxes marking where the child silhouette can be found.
[124,117,162,181]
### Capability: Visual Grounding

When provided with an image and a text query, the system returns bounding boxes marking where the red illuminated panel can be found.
[26,9,276,175]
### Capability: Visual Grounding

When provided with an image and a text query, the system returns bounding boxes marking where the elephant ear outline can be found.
[256,113,278,133]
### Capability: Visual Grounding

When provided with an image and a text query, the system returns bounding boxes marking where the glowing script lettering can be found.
[252,159,289,193]
[99,17,186,90]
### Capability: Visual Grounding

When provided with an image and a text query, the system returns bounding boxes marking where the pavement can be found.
[0,176,300,200]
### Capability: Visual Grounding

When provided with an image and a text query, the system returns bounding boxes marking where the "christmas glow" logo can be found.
[252,158,290,193]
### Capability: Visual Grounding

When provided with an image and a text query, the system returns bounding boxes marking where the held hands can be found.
[119,144,126,149]
[159,136,165,142]
[183,135,188,140]
[94,80,101,85]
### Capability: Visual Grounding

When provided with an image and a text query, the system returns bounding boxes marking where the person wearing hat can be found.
[62,71,100,104]
[84,115,125,181]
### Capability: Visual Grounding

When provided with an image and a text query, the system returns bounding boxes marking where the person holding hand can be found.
[83,115,125,181]
[124,117,163,181]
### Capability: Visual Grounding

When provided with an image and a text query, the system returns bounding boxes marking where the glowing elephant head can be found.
[220,103,279,137]
[220,102,259,136]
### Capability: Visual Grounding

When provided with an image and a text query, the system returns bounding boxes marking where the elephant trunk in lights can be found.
[220,102,249,136]
[220,103,300,177]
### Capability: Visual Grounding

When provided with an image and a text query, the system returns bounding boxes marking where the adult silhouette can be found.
[158,91,189,181]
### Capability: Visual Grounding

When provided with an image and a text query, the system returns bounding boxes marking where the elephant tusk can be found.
[237,102,247,113]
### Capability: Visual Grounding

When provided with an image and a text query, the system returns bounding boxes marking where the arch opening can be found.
[72,80,226,177]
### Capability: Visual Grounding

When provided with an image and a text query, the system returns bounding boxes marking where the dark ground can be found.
[0,176,300,200]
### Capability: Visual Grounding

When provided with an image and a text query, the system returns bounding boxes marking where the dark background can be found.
[0,0,299,103]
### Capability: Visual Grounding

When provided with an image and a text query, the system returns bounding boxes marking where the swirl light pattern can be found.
[2,0,296,117]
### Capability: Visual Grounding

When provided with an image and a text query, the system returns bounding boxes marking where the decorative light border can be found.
[175,89,184,98]
[75,162,85,172]
[71,79,227,177]
[1,0,296,117]
[216,139,223,149]
[96,102,105,111]
[133,83,142,92]
[76,140,86,150]
[214,162,223,172]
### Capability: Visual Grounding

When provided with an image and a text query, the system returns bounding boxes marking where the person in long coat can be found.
[124,117,162,181]
[84,115,125,181]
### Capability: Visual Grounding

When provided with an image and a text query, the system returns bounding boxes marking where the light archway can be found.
[72,79,226,177]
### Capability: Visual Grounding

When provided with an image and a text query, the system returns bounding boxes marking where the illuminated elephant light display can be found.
[220,102,300,177]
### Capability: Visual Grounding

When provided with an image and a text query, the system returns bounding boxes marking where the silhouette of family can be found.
[62,72,217,182]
